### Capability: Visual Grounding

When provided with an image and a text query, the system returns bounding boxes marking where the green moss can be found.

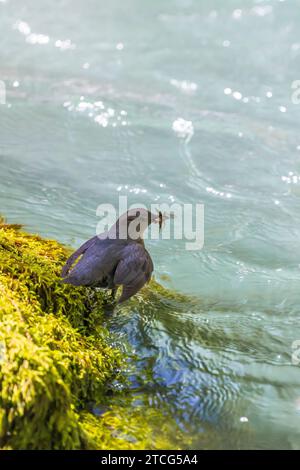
[0,221,186,449]
[80,407,184,450]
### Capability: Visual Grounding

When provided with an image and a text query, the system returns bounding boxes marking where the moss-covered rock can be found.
[0,220,183,449]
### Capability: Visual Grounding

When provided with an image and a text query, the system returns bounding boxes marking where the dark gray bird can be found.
[61,208,168,303]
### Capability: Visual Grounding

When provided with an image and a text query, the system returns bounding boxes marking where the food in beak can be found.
[159,211,163,230]
[157,211,174,230]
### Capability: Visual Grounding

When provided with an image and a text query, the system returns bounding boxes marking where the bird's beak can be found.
[153,211,172,230]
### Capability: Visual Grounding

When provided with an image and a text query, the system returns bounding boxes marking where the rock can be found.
[0,219,183,450]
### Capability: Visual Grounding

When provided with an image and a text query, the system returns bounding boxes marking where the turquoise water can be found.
[1,0,300,449]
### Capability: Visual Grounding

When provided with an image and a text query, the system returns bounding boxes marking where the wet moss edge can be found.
[0,220,183,450]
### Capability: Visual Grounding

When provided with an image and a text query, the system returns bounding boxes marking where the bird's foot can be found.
[102,289,118,316]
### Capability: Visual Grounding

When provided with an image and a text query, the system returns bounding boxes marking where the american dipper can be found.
[61,208,168,303]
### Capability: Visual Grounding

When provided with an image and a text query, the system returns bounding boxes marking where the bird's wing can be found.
[61,236,98,277]
[62,238,121,287]
[114,243,154,303]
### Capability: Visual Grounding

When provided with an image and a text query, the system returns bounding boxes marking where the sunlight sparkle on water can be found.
[64,98,130,128]
[170,79,198,94]
[240,417,249,423]
[172,118,194,141]
[14,20,31,35]
[206,187,232,199]
[222,40,231,47]
[55,39,75,50]
[233,91,242,100]
[281,172,300,184]
[14,20,49,45]
[232,9,242,20]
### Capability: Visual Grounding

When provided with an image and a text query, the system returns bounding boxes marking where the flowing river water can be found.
[1,0,300,449]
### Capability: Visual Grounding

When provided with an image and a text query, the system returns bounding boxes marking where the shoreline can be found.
[0,218,184,450]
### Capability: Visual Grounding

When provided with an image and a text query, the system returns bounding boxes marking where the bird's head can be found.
[112,208,170,240]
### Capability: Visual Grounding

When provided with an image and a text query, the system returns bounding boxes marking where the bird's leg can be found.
[102,287,118,316]
[110,286,118,300]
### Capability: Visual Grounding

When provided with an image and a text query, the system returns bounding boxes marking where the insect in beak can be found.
[159,211,163,231]
[155,210,173,230]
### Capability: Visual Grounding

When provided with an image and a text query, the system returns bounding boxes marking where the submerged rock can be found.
[0,218,184,450]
